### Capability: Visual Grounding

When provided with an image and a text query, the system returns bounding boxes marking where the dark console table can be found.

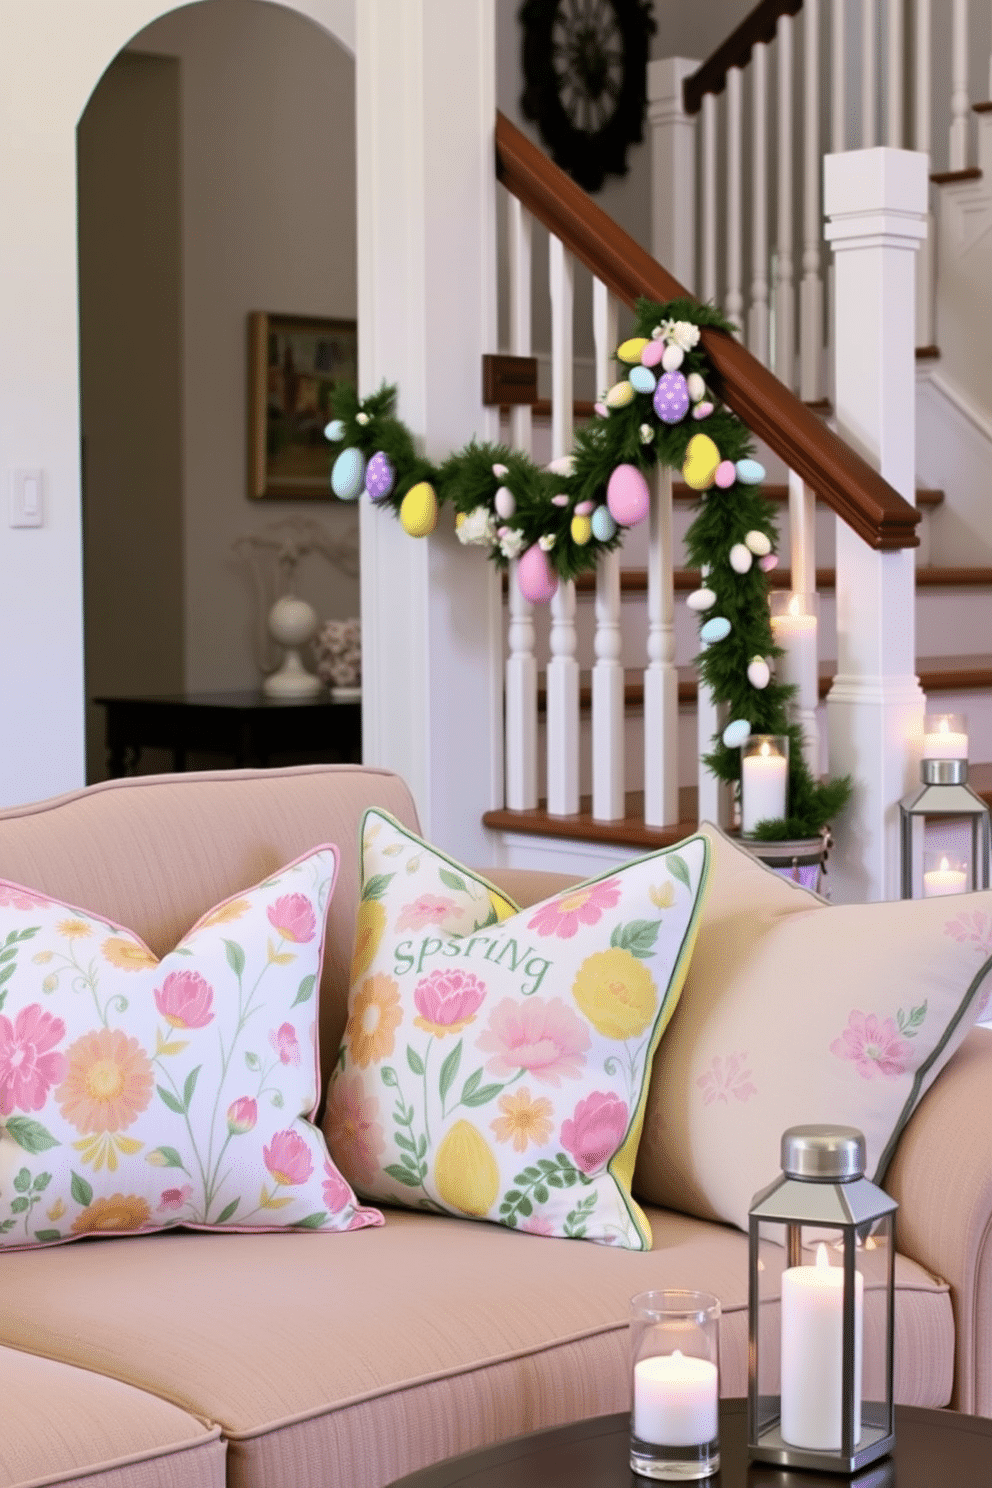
[95,691,361,777]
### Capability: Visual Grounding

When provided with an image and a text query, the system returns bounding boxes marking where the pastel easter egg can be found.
[617,336,650,365]
[492,463,509,478]
[745,529,772,556]
[606,463,650,527]
[591,505,618,542]
[686,372,706,403]
[714,460,737,489]
[331,447,366,500]
[692,401,714,420]
[653,370,690,424]
[494,486,516,519]
[594,401,609,418]
[686,587,717,612]
[399,480,438,537]
[736,458,766,485]
[323,418,345,443]
[759,554,779,572]
[641,340,665,368]
[748,656,771,689]
[661,343,685,372]
[547,455,575,476]
[629,365,657,395]
[551,493,570,507]
[700,616,732,644]
[729,543,753,574]
[517,542,559,604]
[364,451,395,502]
[571,514,592,546]
[606,380,635,409]
[682,433,721,491]
[575,500,595,516]
[722,719,752,748]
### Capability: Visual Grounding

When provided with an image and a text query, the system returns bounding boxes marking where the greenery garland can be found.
[324,297,851,840]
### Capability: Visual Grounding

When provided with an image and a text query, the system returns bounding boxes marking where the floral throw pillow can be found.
[324,811,709,1248]
[0,848,383,1247]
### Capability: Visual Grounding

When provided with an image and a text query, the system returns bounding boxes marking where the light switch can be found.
[10,469,43,527]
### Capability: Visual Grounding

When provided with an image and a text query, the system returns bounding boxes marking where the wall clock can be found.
[520,0,656,193]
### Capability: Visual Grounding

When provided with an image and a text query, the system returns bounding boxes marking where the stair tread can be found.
[483,789,699,850]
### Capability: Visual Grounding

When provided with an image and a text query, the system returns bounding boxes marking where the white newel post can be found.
[824,149,928,903]
[356,0,502,864]
[648,58,699,287]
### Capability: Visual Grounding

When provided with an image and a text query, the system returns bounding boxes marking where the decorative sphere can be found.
[729,542,753,574]
[722,718,752,748]
[331,447,366,500]
[517,543,558,603]
[606,463,650,527]
[591,505,617,542]
[653,370,690,424]
[364,451,395,502]
[661,343,685,371]
[268,595,318,648]
[745,529,772,556]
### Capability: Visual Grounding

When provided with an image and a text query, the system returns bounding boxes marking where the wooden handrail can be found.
[683,0,803,115]
[494,111,920,552]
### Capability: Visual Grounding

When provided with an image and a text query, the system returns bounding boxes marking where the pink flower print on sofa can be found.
[264,1128,314,1186]
[527,879,623,940]
[696,1052,758,1108]
[830,1011,910,1080]
[560,1090,629,1174]
[476,997,590,1086]
[0,1004,67,1115]
[413,968,486,1036]
[154,970,214,1030]
[267,894,317,944]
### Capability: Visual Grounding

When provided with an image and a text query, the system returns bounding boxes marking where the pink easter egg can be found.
[606,463,650,527]
[594,401,609,418]
[692,401,715,420]
[517,543,559,604]
[759,554,779,572]
[551,493,570,507]
[641,340,665,368]
[575,500,595,515]
[714,460,737,489]
[653,370,690,424]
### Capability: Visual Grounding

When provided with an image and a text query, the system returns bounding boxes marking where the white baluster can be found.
[696,679,724,827]
[775,13,795,389]
[886,0,903,146]
[788,468,820,772]
[949,0,969,170]
[862,0,877,147]
[749,40,770,364]
[726,65,744,334]
[832,0,846,153]
[592,278,624,821]
[504,195,537,811]
[546,232,578,816]
[915,0,934,348]
[702,90,718,303]
[800,0,823,401]
[648,57,699,291]
[644,465,679,828]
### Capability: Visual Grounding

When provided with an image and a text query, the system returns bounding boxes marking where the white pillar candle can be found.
[781,1243,863,1451]
[923,856,967,897]
[741,742,788,833]
[922,718,968,759]
[771,600,818,707]
[633,1350,719,1447]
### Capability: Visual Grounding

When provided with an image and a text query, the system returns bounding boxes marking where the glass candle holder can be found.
[630,1290,721,1480]
[740,736,789,836]
[923,853,968,898]
[922,714,968,761]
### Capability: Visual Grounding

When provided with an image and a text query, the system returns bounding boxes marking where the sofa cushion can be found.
[325,810,710,1248]
[634,822,992,1231]
[0,1210,951,1488]
[0,766,421,1098]
[0,1342,224,1488]
[0,846,382,1246]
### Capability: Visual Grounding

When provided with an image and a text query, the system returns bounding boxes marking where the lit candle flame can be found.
[940,855,950,872]
[759,741,771,757]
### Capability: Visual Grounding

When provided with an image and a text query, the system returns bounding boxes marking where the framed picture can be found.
[248,312,358,500]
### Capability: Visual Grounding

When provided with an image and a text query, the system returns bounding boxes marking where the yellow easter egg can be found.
[400,481,438,537]
[434,1120,499,1216]
[571,514,592,546]
[605,380,635,409]
[682,433,721,491]
[617,336,650,365]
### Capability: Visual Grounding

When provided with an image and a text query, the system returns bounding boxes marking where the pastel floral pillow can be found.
[633,822,992,1231]
[0,848,383,1247]
[324,811,709,1248]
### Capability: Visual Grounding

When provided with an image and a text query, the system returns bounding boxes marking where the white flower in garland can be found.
[670,320,701,352]
[356,411,370,426]
[499,528,526,560]
[456,506,497,547]
[639,423,654,445]
[538,533,556,551]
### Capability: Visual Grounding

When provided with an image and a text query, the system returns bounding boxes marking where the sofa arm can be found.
[884,1025,992,1414]
[478,867,582,910]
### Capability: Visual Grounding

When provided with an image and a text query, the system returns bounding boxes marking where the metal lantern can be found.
[900,714,990,899]
[748,1126,897,1475]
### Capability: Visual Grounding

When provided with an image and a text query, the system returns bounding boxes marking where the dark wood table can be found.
[95,690,361,777]
[389,1401,992,1486]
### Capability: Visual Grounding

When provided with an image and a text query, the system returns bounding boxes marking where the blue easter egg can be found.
[364,451,395,502]
[331,446,366,501]
[629,365,657,395]
[653,370,690,424]
[324,418,345,443]
[722,719,752,748]
[700,616,732,644]
[735,458,766,485]
[591,505,618,542]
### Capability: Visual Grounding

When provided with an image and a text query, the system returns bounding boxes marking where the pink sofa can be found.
[0,764,987,1488]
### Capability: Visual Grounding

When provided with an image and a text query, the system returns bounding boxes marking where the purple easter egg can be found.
[606,463,650,527]
[365,451,395,502]
[653,370,690,425]
[759,554,779,572]
[714,460,737,489]
[517,543,559,604]
[641,339,665,368]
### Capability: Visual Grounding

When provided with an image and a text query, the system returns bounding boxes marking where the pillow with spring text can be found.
[324,810,709,1248]
[0,846,383,1247]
